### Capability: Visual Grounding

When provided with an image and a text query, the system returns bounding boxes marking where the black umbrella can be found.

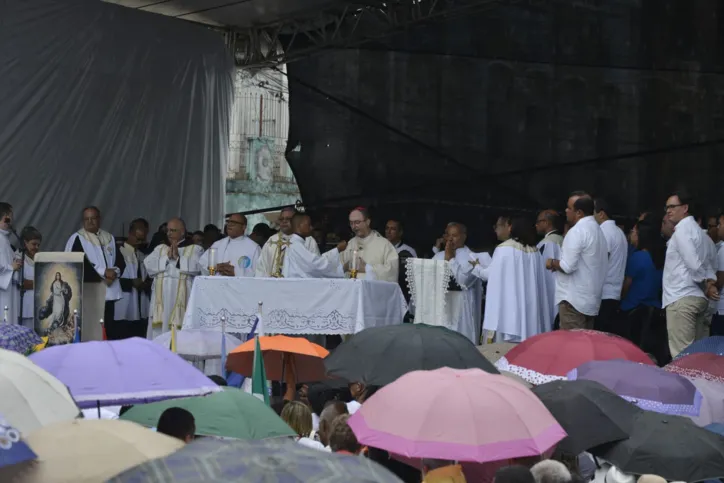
[590,411,724,482]
[323,324,498,386]
[531,380,642,455]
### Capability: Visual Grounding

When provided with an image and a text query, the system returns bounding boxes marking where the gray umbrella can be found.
[108,437,402,483]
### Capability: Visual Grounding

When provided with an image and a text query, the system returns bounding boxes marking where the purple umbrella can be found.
[0,323,42,355]
[568,359,703,417]
[29,337,221,409]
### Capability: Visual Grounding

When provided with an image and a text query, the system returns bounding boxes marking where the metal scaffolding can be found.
[229,0,521,68]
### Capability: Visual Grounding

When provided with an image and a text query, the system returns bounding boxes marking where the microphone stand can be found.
[8,225,25,325]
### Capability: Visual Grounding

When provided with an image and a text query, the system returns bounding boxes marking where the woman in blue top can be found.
[620,217,667,362]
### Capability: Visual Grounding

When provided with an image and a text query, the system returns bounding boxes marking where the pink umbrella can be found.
[686,377,724,427]
[347,367,566,463]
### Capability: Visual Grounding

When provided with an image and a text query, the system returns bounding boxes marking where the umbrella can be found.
[675,336,724,359]
[324,324,498,386]
[0,419,184,483]
[108,436,402,483]
[590,411,724,481]
[706,423,724,436]
[495,329,653,385]
[348,367,566,463]
[0,414,36,469]
[477,342,516,364]
[568,359,703,417]
[29,337,221,408]
[227,335,328,382]
[120,387,295,440]
[681,377,724,427]
[500,370,532,388]
[0,322,42,355]
[531,380,642,455]
[0,348,80,435]
[665,353,724,384]
[153,329,242,362]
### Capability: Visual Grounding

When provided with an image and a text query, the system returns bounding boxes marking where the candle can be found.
[3,306,7,323]
[352,249,358,271]
[209,248,217,269]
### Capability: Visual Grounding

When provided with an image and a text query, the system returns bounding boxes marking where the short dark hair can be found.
[668,188,697,218]
[510,217,537,248]
[203,224,220,233]
[21,226,42,243]
[129,218,149,232]
[156,407,195,441]
[251,223,272,236]
[291,212,310,231]
[594,198,612,216]
[0,203,12,219]
[387,219,404,231]
[573,197,595,217]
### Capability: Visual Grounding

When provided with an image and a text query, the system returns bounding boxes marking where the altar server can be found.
[432,222,482,343]
[536,209,563,323]
[338,207,399,282]
[480,216,551,342]
[283,213,345,279]
[65,206,122,335]
[144,217,203,339]
[0,203,21,324]
[256,207,320,277]
[200,214,260,277]
[19,226,41,329]
[115,219,150,339]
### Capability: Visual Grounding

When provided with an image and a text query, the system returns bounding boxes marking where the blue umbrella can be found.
[676,336,724,359]
[0,323,42,355]
[0,415,36,468]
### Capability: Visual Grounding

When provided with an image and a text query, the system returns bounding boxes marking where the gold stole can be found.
[152,245,194,329]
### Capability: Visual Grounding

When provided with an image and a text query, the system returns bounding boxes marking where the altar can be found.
[182,277,407,335]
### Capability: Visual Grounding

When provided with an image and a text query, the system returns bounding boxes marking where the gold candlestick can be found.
[349,269,358,279]
[208,266,217,276]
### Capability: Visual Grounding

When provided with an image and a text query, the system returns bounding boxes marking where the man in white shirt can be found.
[546,192,608,330]
[199,214,260,277]
[714,212,724,336]
[662,190,719,357]
[593,199,628,336]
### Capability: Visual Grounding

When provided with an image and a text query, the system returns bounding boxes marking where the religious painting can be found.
[34,259,83,346]
[250,137,275,183]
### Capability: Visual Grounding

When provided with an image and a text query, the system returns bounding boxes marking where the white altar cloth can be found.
[182,277,407,335]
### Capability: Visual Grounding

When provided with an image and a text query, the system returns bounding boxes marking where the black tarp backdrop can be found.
[0,0,233,249]
[286,0,724,250]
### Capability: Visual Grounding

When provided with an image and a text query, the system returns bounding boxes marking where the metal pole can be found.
[259,95,264,137]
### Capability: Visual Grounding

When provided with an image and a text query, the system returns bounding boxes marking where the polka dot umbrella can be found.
[665,353,724,384]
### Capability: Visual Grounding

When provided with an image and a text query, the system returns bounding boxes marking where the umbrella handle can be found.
[283,354,297,401]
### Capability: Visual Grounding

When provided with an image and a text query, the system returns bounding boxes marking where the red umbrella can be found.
[665,353,724,384]
[495,330,653,385]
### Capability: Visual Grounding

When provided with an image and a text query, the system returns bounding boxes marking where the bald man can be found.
[256,207,320,277]
[200,213,260,277]
[144,217,203,338]
[536,209,563,324]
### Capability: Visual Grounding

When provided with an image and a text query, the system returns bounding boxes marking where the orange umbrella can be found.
[227,335,329,383]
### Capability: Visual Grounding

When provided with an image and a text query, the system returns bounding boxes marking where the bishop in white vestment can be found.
[65,207,122,336]
[536,210,564,323]
[115,220,151,339]
[282,213,345,279]
[256,207,320,277]
[200,214,260,277]
[338,208,399,282]
[432,223,482,343]
[144,218,203,339]
[0,203,21,324]
[478,216,551,343]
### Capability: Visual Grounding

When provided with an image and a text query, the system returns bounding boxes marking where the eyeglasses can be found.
[349,220,365,226]
[664,204,684,212]
[226,220,245,226]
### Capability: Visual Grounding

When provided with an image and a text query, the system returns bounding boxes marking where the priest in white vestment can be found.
[144,218,203,339]
[18,226,42,329]
[337,207,399,283]
[65,206,122,337]
[282,213,346,279]
[385,219,417,257]
[115,219,150,339]
[536,209,564,324]
[0,203,21,324]
[432,223,482,343]
[200,214,260,277]
[256,207,320,278]
[477,216,551,343]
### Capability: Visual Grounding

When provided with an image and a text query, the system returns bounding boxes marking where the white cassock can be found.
[65,229,121,302]
[282,234,344,278]
[114,243,150,322]
[339,231,399,283]
[18,252,34,329]
[144,243,203,338]
[200,236,260,277]
[0,230,20,324]
[477,239,552,343]
[432,246,483,343]
[256,233,320,278]
[537,231,563,323]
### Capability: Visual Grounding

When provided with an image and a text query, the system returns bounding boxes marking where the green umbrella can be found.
[120,387,295,440]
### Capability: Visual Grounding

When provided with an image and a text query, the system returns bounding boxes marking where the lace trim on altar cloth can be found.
[406,258,454,329]
[191,308,356,335]
[495,356,567,386]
